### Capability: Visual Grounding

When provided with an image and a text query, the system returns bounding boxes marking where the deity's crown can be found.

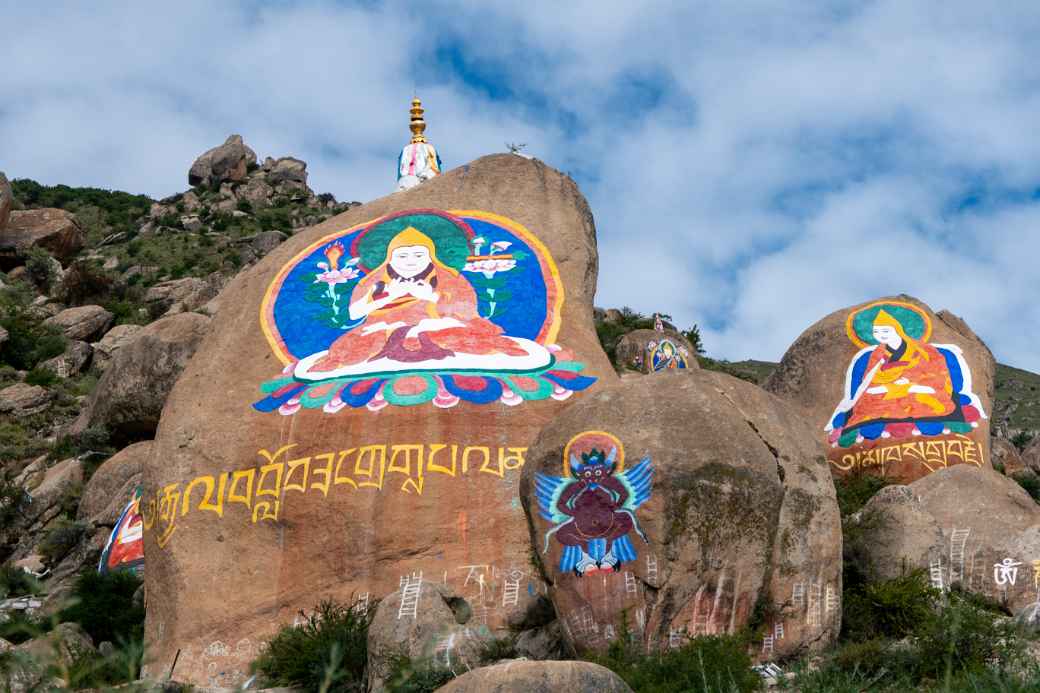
[872,309,902,330]
[580,448,608,466]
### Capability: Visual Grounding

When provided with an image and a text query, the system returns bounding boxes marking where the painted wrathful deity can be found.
[536,431,652,576]
[255,209,595,414]
[825,301,986,448]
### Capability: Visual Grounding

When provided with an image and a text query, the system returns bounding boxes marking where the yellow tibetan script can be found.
[143,442,527,549]
[830,434,983,474]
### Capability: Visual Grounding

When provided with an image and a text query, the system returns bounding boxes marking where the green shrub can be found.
[252,597,375,692]
[237,198,254,214]
[65,638,144,689]
[24,246,58,289]
[24,366,58,387]
[0,472,30,525]
[38,519,89,566]
[0,564,41,599]
[834,469,892,517]
[1012,471,1040,503]
[1011,431,1034,451]
[59,570,145,645]
[384,655,456,693]
[0,608,51,645]
[842,569,939,642]
[478,636,517,664]
[591,633,759,693]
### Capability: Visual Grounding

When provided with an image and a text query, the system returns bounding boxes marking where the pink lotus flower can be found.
[463,256,516,278]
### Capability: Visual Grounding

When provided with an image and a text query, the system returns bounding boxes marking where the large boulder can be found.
[992,437,1026,475]
[188,134,257,188]
[22,458,83,527]
[0,383,52,416]
[140,154,616,686]
[0,208,84,265]
[78,441,151,526]
[848,464,1040,613]
[436,660,632,693]
[91,323,144,371]
[614,328,698,374]
[71,312,210,443]
[1023,436,1040,474]
[39,340,92,378]
[764,296,995,483]
[144,276,221,317]
[520,370,841,658]
[0,172,11,229]
[367,581,493,691]
[266,156,308,187]
[43,305,113,341]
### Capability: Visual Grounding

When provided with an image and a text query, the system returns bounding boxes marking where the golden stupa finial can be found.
[409,96,427,144]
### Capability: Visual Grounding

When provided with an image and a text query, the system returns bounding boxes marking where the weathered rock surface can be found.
[848,464,1040,613]
[1024,436,1040,474]
[368,581,493,692]
[0,383,53,415]
[20,458,83,530]
[992,437,1026,474]
[43,305,114,341]
[5,623,94,692]
[521,370,841,658]
[765,295,995,483]
[40,340,92,377]
[436,660,632,693]
[78,441,151,526]
[0,208,84,264]
[72,312,211,443]
[188,134,257,188]
[0,172,11,229]
[92,323,144,371]
[144,276,222,317]
[614,328,698,373]
[141,154,617,686]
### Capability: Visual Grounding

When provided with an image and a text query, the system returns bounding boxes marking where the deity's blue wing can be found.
[534,472,572,525]
[618,456,653,511]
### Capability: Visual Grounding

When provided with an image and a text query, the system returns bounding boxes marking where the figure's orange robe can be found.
[846,342,956,427]
[312,262,525,372]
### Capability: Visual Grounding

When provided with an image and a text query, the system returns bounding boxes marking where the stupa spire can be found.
[409,96,428,144]
[396,95,441,191]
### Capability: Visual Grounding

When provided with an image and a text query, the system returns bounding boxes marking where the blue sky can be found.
[2,1,1040,371]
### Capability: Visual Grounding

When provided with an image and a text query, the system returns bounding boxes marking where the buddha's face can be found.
[389,245,431,278]
[872,325,903,349]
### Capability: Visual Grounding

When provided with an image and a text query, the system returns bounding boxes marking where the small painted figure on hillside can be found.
[825,301,987,448]
[648,338,689,371]
[536,431,652,576]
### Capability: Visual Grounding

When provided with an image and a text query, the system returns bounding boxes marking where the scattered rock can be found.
[436,660,632,693]
[21,458,83,529]
[43,305,114,341]
[1023,436,1040,474]
[188,134,257,188]
[78,441,151,526]
[520,370,841,658]
[765,295,995,484]
[144,276,221,317]
[267,157,308,187]
[367,581,492,692]
[39,340,92,378]
[514,620,568,661]
[0,208,84,264]
[71,312,211,443]
[181,215,203,233]
[614,328,698,373]
[992,437,1025,475]
[13,456,48,490]
[848,464,1040,614]
[0,171,11,230]
[92,323,145,371]
[0,383,53,415]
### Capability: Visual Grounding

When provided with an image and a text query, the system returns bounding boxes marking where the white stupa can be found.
[396,97,441,191]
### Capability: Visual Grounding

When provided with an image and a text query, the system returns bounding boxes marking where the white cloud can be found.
[1,1,1039,369]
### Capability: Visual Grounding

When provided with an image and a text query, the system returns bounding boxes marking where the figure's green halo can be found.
[846,300,932,348]
[352,210,473,272]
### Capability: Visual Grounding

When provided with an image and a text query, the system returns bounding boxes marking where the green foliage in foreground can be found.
[59,569,145,645]
[252,598,375,693]
[833,469,893,518]
[591,632,760,693]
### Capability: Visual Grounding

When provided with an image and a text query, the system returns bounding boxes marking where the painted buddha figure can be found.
[311,227,525,372]
[826,308,984,443]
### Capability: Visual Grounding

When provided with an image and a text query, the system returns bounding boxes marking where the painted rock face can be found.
[521,371,842,660]
[141,154,617,687]
[765,296,994,484]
